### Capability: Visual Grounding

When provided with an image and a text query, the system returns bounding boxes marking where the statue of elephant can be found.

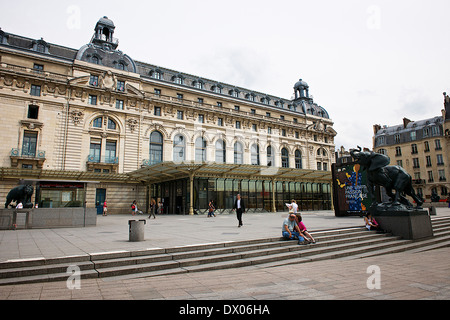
[5,185,34,209]
[350,146,423,209]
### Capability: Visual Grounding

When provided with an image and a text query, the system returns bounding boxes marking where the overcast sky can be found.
[1,0,449,150]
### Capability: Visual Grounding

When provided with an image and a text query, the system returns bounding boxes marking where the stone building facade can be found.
[372,98,450,202]
[0,17,336,214]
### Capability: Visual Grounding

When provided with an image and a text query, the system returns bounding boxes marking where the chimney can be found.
[403,118,411,128]
[373,124,381,134]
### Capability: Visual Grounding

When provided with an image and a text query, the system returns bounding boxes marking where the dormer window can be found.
[92,56,100,65]
[173,76,184,85]
[117,62,125,71]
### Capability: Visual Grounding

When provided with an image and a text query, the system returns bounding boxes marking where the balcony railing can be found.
[87,155,119,164]
[11,148,46,159]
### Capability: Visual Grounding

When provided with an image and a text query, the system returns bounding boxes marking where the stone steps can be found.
[1,216,449,285]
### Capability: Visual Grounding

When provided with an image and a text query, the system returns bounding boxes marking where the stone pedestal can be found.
[370,207,433,240]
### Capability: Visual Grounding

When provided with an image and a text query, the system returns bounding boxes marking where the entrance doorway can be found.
[95,188,106,215]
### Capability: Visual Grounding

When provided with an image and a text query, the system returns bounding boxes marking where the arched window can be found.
[215,140,226,163]
[107,119,117,130]
[295,150,302,169]
[173,135,185,162]
[317,148,327,157]
[195,137,207,162]
[149,131,163,165]
[234,142,243,164]
[281,148,289,168]
[267,146,274,167]
[93,117,102,128]
[251,144,260,166]
[117,62,125,71]
[92,56,99,65]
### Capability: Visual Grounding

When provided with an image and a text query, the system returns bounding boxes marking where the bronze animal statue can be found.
[5,185,34,209]
[350,146,423,210]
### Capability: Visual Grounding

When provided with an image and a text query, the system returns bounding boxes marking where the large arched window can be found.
[173,135,185,162]
[234,142,243,164]
[281,148,289,168]
[267,146,274,167]
[195,137,207,162]
[149,131,163,165]
[251,144,260,166]
[215,140,226,163]
[295,150,302,169]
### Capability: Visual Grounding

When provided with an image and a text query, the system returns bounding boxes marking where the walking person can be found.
[233,194,245,227]
[102,200,108,216]
[131,200,143,215]
[148,198,156,219]
[208,199,216,217]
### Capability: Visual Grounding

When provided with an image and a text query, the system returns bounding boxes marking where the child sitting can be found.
[295,214,316,244]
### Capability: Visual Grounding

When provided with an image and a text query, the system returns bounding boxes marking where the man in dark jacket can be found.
[233,194,245,227]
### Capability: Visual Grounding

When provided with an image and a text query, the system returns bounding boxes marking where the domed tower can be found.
[76,16,136,73]
[294,78,311,100]
[91,16,118,50]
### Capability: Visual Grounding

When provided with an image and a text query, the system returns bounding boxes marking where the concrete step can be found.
[1,221,448,286]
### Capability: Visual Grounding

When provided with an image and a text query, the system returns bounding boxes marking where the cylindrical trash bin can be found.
[129,220,146,242]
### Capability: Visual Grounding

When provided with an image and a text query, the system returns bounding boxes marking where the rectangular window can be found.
[154,107,161,116]
[88,95,97,105]
[413,158,420,168]
[266,112,271,118]
[280,115,285,121]
[252,124,257,132]
[198,114,204,123]
[397,160,403,167]
[424,141,430,152]
[282,129,286,137]
[317,162,322,171]
[154,89,161,97]
[234,106,240,111]
[438,169,446,181]
[89,75,99,86]
[411,144,418,154]
[410,131,417,141]
[89,139,101,163]
[117,80,125,92]
[217,102,222,107]
[251,109,256,115]
[27,105,39,119]
[395,146,402,156]
[295,131,299,139]
[30,85,41,96]
[177,93,183,101]
[293,118,298,124]
[22,131,37,157]
[428,171,434,182]
[437,154,444,165]
[218,118,223,126]
[115,99,124,110]
[426,155,432,167]
[236,121,241,129]
[177,110,184,120]
[268,127,272,135]
[435,139,442,150]
[394,134,401,143]
[105,141,117,163]
[198,98,204,105]
[33,64,44,72]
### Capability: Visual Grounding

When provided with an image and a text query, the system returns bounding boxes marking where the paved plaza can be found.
[0,208,449,300]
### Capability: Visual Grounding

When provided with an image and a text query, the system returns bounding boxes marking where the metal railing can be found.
[11,148,46,159]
